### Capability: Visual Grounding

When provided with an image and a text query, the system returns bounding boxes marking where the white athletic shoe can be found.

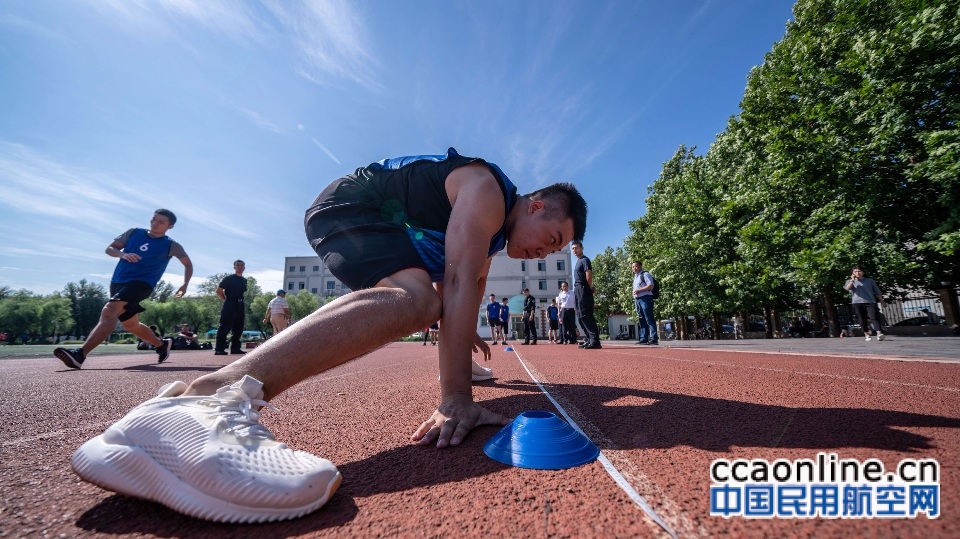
[471,360,494,382]
[877,333,886,341]
[865,335,872,341]
[71,375,341,523]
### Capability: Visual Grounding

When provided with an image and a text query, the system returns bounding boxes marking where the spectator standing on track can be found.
[572,241,601,349]
[557,281,576,344]
[486,293,501,344]
[69,147,587,524]
[499,297,511,344]
[521,288,538,345]
[631,260,658,346]
[429,321,440,345]
[263,290,291,336]
[215,260,248,356]
[547,299,559,343]
[844,265,886,341]
[54,209,191,369]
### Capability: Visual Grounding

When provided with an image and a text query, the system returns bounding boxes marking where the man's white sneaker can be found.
[864,335,872,341]
[471,360,493,382]
[877,333,886,341]
[71,375,341,523]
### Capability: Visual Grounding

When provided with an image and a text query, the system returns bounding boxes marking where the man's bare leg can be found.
[121,314,164,347]
[81,302,127,356]
[184,268,440,400]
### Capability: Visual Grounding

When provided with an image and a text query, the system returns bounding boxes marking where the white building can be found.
[283,244,573,336]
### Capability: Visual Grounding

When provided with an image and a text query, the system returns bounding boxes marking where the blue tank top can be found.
[366,147,519,282]
[111,228,173,287]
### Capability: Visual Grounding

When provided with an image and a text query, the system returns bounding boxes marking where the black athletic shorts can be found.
[109,281,154,322]
[487,318,500,328]
[549,319,559,330]
[304,175,427,291]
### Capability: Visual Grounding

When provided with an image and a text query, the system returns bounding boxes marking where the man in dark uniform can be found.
[572,240,601,349]
[54,209,192,368]
[71,148,587,523]
[215,260,247,355]
[521,288,538,345]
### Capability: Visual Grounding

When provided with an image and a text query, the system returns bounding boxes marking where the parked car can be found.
[892,316,944,327]
[613,331,631,340]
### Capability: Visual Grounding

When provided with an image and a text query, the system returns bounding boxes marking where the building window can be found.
[313,265,320,272]
[311,288,318,294]
[289,266,295,272]
[326,280,336,290]
[287,282,294,290]
[521,280,526,290]
[299,282,305,290]
[299,266,306,272]
[538,279,547,290]
[521,261,526,271]
[538,260,546,271]
[557,260,565,271]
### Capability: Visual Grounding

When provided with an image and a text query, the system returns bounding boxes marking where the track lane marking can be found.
[616,352,960,393]
[512,350,700,539]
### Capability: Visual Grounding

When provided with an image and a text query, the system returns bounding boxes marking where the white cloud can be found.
[311,138,342,165]
[236,106,285,134]
[261,0,382,91]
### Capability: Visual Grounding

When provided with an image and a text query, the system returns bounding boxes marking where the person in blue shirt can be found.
[70,148,587,523]
[499,297,511,344]
[547,299,559,343]
[55,210,192,368]
[486,293,502,344]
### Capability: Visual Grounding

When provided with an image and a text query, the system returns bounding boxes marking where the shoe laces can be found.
[199,385,279,441]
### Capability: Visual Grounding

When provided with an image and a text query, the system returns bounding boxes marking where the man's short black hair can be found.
[155,209,177,226]
[526,183,587,242]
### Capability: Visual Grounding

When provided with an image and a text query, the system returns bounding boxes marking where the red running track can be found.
[2,341,958,538]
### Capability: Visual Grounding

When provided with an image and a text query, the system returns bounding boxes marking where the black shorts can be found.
[305,175,426,291]
[549,319,559,330]
[109,281,154,322]
[487,318,500,328]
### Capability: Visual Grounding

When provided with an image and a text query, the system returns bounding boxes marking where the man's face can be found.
[149,214,172,235]
[571,243,583,258]
[561,282,568,291]
[631,262,642,274]
[234,261,245,275]
[505,203,574,259]
[489,295,496,302]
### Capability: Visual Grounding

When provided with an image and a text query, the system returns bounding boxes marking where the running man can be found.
[70,148,587,523]
[55,209,192,368]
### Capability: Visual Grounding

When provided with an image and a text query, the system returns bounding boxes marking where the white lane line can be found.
[3,422,112,447]
[602,342,960,364]
[512,351,697,539]
[617,352,960,393]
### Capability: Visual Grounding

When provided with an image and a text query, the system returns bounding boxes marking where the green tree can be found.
[150,280,176,302]
[591,247,632,330]
[62,279,108,337]
[0,290,40,343]
[38,295,73,341]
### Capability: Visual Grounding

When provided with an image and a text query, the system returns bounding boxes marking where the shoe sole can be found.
[71,434,342,523]
[472,373,493,382]
[54,348,82,369]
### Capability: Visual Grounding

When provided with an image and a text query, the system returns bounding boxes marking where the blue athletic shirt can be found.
[487,301,501,320]
[110,228,174,287]
[367,148,518,282]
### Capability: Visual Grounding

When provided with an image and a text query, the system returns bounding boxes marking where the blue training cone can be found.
[504,346,514,351]
[484,411,599,469]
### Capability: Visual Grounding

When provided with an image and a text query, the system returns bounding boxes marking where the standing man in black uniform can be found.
[215,259,248,355]
[572,241,601,349]
[521,288,538,345]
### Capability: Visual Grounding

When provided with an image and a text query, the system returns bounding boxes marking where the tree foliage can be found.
[621,0,959,335]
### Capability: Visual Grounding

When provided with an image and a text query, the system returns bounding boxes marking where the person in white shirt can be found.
[263,289,291,335]
[556,281,577,344]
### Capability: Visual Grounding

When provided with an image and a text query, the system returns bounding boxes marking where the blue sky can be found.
[0,0,795,295]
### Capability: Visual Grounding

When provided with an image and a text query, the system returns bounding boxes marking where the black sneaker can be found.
[214,350,228,356]
[55,347,85,369]
[230,350,246,355]
[156,338,173,363]
[583,342,603,349]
